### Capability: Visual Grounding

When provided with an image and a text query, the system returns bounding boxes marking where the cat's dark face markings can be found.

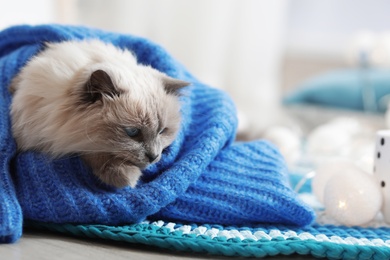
[82,69,188,169]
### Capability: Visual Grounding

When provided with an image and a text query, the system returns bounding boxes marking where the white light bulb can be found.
[312,160,356,204]
[324,168,382,226]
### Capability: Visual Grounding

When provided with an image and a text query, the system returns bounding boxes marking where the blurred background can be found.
[2,0,390,136]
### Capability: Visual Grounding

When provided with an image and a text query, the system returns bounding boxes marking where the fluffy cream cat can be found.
[10,40,188,188]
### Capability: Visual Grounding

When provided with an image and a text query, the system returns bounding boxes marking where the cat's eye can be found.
[125,127,140,137]
[159,128,167,135]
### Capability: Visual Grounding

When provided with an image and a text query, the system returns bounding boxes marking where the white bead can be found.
[324,167,382,226]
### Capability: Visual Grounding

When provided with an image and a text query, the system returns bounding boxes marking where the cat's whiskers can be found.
[117,155,133,169]
[83,119,107,151]
[99,154,121,172]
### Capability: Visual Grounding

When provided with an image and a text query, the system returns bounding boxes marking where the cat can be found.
[9,40,189,188]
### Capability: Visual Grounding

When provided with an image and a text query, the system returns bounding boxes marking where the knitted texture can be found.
[0,25,315,243]
[27,221,390,259]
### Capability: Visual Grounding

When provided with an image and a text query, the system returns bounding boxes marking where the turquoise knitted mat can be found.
[24,173,390,259]
[26,219,390,259]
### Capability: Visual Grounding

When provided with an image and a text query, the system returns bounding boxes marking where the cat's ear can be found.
[84,70,122,103]
[161,76,190,95]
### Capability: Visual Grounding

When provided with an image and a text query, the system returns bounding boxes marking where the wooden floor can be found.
[1,229,219,260]
[0,229,312,260]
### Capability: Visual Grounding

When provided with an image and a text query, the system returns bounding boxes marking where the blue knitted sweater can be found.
[0,25,315,243]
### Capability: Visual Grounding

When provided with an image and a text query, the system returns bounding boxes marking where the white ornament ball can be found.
[262,126,301,164]
[327,117,361,135]
[324,168,382,226]
[312,160,355,204]
[307,124,351,156]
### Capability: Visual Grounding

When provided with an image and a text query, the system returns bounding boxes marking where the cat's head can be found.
[73,67,189,169]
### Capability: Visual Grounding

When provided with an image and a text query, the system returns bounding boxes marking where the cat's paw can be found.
[100,165,142,188]
[81,154,142,188]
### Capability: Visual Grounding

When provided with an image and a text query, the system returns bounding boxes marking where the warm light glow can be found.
[338,200,347,209]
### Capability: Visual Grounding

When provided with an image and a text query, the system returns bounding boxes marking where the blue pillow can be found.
[284,69,390,113]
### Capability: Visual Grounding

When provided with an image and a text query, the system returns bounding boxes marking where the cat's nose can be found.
[146,153,158,163]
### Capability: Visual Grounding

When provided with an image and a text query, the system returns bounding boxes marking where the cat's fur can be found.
[10,40,188,188]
